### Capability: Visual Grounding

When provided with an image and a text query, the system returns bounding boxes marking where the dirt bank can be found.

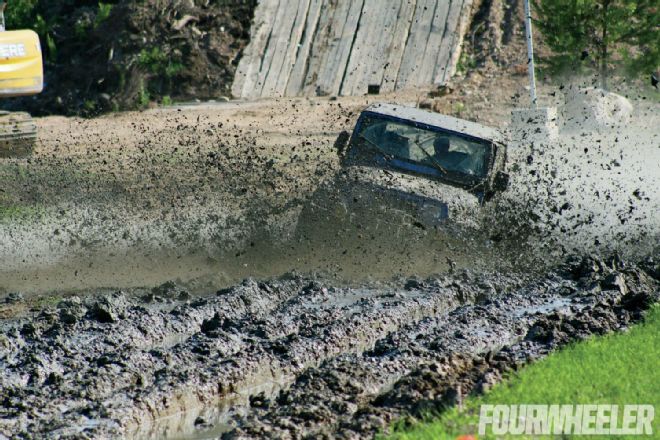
[1,255,657,438]
[3,1,255,116]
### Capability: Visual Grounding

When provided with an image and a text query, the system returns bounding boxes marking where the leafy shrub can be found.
[138,47,183,78]
[4,1,55,60]
[138,79,150,108]
[4,0,39,30]
[95,2,112,28]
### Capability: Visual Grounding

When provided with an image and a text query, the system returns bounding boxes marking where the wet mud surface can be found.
[0,80,658,440]
[1,255,657,439]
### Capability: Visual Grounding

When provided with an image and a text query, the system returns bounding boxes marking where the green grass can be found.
[385,305,660,440]
[138,78,151,108]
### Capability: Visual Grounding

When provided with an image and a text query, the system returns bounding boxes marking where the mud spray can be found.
[0,98,658,439]
[486,104,659,267]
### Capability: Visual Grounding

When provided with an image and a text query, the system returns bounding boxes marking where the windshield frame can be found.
[347,111,496,190]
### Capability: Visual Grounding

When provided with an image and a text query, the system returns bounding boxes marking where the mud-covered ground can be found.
[1,255,658,438]
[1,81,659,438]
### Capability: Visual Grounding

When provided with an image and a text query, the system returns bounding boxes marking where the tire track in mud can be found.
[225,258,659,439]
[102,275,488,438]
[0,270,510,437]
[1,257,658,439]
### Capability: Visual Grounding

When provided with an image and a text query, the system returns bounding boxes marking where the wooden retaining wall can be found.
[232,0,473,99]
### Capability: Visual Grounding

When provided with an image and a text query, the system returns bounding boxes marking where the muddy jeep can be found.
[296,104,509,246]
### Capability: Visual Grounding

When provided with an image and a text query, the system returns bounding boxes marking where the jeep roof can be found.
[362,103,503,144]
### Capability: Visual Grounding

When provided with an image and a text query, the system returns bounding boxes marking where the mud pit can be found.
[1,88,659,438]
[0,93,523,296]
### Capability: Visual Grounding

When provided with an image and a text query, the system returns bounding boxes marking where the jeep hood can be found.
[335,166,482,227]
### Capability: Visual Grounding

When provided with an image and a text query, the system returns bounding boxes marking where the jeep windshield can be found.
[351,113,492,186]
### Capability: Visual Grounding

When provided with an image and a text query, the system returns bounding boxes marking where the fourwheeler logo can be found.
[0,43,27,58]
[479,404,655,436]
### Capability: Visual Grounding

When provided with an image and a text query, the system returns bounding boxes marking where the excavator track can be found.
[0,111,37,158]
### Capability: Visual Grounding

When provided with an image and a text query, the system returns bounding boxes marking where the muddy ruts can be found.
[0,271,493,437]
[0,277,305,437]
[0,257,658,439]
[224,257,659,439]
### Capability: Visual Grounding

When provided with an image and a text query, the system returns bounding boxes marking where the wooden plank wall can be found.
[232,0,473,99]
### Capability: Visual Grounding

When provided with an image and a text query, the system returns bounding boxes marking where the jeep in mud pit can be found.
[296,103,510,246]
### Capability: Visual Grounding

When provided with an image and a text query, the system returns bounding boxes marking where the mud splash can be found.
[486,108,660,268]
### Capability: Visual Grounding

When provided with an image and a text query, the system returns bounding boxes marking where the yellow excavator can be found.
[0,2,43,157]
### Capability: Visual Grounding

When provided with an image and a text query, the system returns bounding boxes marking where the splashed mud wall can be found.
[232,0,473,99]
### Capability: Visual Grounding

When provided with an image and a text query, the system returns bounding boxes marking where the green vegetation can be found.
[0,204,45,222]
[533,0,660,89]
[385,305,660,440]
[74,17,89,39]
[73,2,112,39]
[452,102,465,117]
[4,0,38,29]
[5,1,57,61]
[84,99,96,112]
[94,2,113,29]
[138,79,150,108]
[137,47,184,108]
[1,0,250,115]
[456,51,477,75]
[4,1,114,62]
[138,47,184,78]
[33,294,64,308]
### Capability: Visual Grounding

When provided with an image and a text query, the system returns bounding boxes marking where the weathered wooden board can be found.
[433,0,463,85]
[340,0,400,96]
[300,0,335,95]
[417,0,450,85]
[316,0,365,96]
[232,0,472,98]
[434,0,472,84]
[362,0,402,91]
[231,0,281,98]
[285,0,324,96]
[395,0,437,90]
[249,0,296,98]
[380,0,418,93]
[268,0,312,97]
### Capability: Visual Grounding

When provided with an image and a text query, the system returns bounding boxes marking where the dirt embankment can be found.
[3,0,255,116]
[0,0,555,117]
[1,255,658,438]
